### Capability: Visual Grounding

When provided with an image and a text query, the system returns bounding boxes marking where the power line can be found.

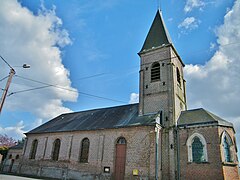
[221,42,240,47]
[3,41,240,104]
[0,55,13,69]
[74,73,107,81]
[8,73,108,95]
[7,85,52,97]
[15,75,127,104]
[0,75,9,82]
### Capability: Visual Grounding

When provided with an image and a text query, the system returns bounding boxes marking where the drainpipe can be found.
[176,126,180,180]
[155,125,160,180]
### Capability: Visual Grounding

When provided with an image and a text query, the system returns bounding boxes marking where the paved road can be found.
[0,174,43,180]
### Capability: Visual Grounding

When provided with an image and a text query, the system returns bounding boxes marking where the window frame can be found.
[16,154,20,160]
[29,139,38,160]
[221,131,233,163]
[8,154,12,159]
[117,137,127,145]
[79,138,90,163]
[151,62,160,82]
[186,133,208,163]
[192,137,204,162]
[176,67,181,86]
[52,138,61,161]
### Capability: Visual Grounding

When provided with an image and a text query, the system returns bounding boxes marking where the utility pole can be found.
[0,68,15,113]
[0,55,30,114]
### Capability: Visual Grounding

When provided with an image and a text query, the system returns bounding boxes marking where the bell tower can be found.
[138,10,187,127]
[138,10,187,179]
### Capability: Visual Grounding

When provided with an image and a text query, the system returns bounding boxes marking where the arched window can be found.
[9,154,12,159]
[186,133,208,162]
[176,67,181,85]
[80,138,90,163]
[29,139,38,159]
[151,62,160,81]
[221,131,233,162]
[192,137,204,162]
[117,137,126,144]
[16,155,20,160]
[52,139,61,161]
[223,136,231,162]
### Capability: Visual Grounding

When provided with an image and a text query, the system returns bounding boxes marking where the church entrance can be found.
[115,137,127,180]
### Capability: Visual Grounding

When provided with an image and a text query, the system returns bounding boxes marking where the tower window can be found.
[176,67,181,85]
[151,62,160,81]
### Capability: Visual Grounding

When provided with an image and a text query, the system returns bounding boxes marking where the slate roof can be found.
[140,10,172,52]
[27,103,157,134]
[27,104,234,135]
[9,143,24,150]
[178,108,233,128]
[139,10,185,66]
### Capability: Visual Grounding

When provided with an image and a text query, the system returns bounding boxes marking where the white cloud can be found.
[184,0,240,150]
[129,93,139,104]
[184,0,205,13]
[178,17,200,30]
[0,121,25,140]
[0,0,78,120]
[32,118,44,129]
[210,42,216,51]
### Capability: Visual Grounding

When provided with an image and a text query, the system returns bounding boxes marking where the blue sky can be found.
[0,0,239,156]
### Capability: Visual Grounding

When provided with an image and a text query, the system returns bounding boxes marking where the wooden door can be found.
[115,138,126,180]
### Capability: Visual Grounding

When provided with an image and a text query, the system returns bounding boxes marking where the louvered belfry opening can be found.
[151,62,160,81]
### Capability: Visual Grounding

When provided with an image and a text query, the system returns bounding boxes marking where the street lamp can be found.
[0,55,30,114]
[13,64,31,68]
[22,64,30,69]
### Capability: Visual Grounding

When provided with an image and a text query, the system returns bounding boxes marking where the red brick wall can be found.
[179,126,224,180]
[223,165,239,180]
[219,127,239,180]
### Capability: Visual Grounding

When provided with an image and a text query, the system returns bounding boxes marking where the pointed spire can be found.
[140,10,172,52]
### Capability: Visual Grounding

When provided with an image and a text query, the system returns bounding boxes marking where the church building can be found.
[4,10,239,180]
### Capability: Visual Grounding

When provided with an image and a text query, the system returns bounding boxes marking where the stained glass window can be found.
[192,137,204,162]
[30,139,38,159]
[223,136,231,162]
[52,139,61,161]
[80,138,90,163]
